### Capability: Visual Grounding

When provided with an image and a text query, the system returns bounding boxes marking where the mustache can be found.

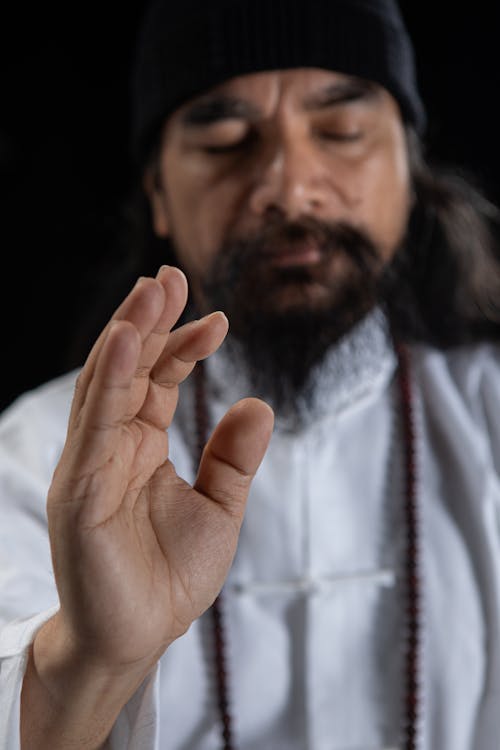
[256,215,377,260]
[204,216,381,287]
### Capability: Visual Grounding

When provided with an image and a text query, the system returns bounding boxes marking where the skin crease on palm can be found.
[146,67,413,315]
[20,67,414,750]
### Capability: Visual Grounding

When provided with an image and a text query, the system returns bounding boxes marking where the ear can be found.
[143,167,170,238]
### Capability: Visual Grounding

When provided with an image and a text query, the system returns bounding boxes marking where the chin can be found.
[264,282,331,314]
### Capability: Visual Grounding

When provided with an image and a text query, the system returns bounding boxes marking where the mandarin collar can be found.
[202,308,397,433]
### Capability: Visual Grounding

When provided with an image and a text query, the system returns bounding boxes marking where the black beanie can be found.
[131,0,425,165]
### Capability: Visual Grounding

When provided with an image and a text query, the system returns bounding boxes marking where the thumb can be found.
[194,398,274,517]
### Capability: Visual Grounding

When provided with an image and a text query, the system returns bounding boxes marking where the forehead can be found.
[174,67,386,123]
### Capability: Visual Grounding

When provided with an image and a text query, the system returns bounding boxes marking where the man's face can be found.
[147,67,412,409]
[148,67,411,312]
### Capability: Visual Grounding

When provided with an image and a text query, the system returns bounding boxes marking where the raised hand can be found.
[21,266,273,749]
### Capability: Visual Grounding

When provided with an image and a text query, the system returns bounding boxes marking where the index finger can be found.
[68,266,187,430]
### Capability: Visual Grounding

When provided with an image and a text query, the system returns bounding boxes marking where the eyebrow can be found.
[181,96,260,126]
[302,78,378,110]
[181,77,378,127]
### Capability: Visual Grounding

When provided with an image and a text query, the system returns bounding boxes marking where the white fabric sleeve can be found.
[0,611,160,750]
[105,664,160,750]
[0,376,161,750]
[474,346,500,749]
[0,386,63,749]
[0,609,58,747]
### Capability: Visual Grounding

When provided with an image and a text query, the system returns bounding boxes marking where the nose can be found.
[249,133,331,220]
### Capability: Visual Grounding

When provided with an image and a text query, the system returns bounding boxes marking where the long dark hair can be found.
[65,128,500,368]
[383,129,500,347]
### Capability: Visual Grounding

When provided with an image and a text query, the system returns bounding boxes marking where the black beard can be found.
[199,216,392,415]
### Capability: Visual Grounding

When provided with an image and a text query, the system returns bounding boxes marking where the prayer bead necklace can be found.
[193,341,422,750]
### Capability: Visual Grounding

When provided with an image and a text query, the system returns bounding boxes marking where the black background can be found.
[2,2,500,412]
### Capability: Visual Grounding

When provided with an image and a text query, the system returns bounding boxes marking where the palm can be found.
[47,267,273,672]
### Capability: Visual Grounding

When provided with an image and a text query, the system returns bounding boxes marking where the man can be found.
[1,1,499,748]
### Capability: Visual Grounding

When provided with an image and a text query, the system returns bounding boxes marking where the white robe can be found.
[0,312,499,749]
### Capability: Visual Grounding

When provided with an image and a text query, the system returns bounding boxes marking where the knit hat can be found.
[131,0,425,165]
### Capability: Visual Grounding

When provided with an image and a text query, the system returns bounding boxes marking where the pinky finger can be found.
[136,312,228,429]
[155,311,228,379]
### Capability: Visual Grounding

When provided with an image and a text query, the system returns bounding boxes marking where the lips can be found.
[264,241,323,269]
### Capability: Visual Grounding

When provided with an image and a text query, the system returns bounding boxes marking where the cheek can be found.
[183,178,247,250]
[359,146,411,258]
[162,173,224,274]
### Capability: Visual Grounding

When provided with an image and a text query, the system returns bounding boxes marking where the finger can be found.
[62,320,142,481]
[134,265,188,379]
[69,277,164,425]
[194,398,274,520]
[69,267,186,429]
[122,266,190,420]
[138,311,229,428]
[156,310,229,370]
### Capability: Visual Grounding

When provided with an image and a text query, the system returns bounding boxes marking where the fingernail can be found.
[192,311,228,328]
[156,265,171,277]
[210,311,228,324]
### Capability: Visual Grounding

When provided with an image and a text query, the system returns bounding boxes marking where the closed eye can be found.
[202,132,257,155]
[318,130,363,142]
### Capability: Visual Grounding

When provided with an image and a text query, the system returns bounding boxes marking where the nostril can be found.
[262,205,286,222]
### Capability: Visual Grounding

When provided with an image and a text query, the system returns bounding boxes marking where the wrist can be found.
[21,614,155,750]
